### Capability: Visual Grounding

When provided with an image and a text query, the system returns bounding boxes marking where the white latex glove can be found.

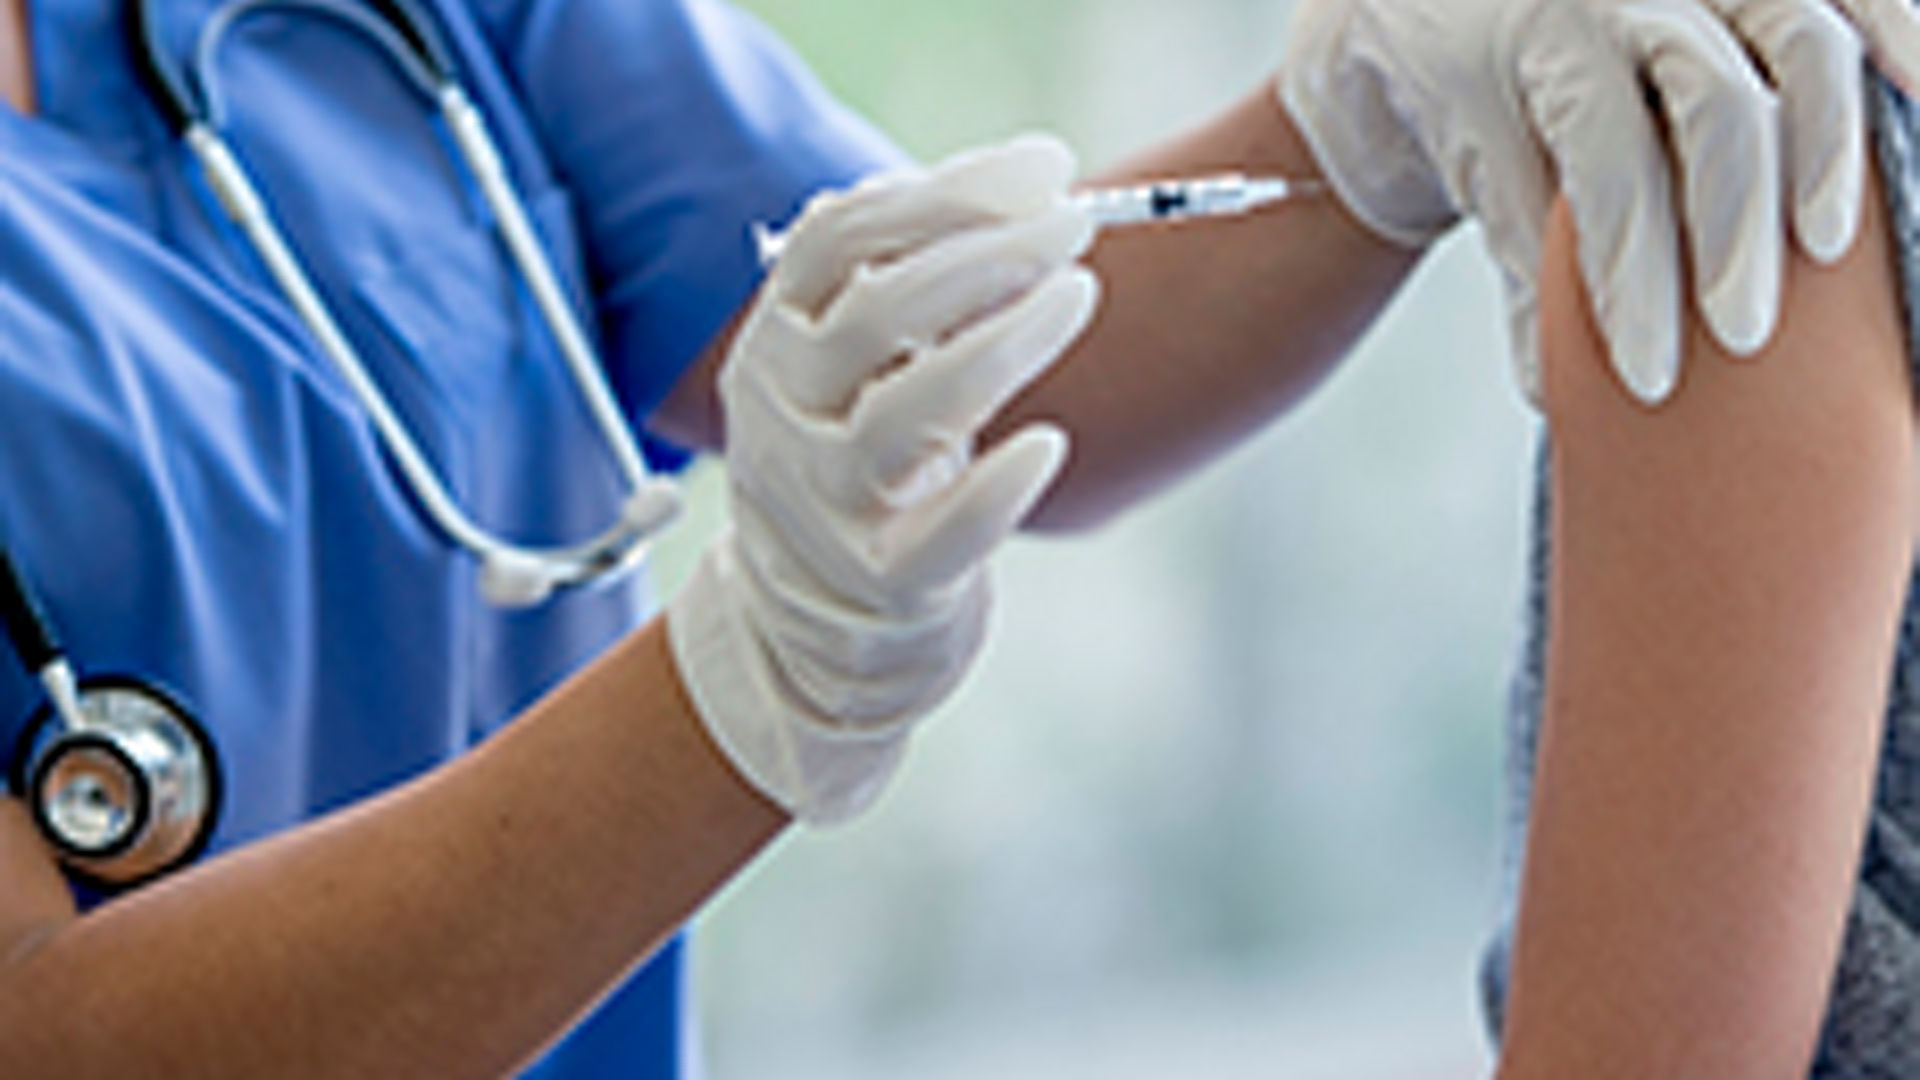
[1283,0,1920,405]
[669,136,1099,825]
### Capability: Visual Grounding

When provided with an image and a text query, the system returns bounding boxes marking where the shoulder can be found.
[447,0,903,183]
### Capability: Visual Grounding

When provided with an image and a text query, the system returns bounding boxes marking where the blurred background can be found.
[653,1,1540,1076]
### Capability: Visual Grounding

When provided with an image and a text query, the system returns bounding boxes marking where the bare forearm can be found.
[994,80,1422,531]
[0,619,785,1078]
[1498,179,1914,1076]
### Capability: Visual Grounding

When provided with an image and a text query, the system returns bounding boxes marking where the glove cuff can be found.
[667,539,912,827]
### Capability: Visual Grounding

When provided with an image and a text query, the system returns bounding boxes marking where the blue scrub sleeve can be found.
[457,0,910,466]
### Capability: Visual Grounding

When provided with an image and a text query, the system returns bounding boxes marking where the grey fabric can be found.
[1478,69,1920,1077]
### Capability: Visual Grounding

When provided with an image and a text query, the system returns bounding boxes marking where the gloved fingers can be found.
[772,134,1079,317]
[1612,0,1784,360]
[1517,6,1685,402]
[826,205,1094,357]
[1278,0,1464,247]
[847,267,1100,506]
[1496,265,1547,405]
[1709,0,1866,263]
[798,206,1094,417]
[1828,0,1920,95]
[876,423,1069,594]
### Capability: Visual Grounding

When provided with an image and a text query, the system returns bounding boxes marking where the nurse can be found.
[0,0,1090,1073]
[0,2,1906,1079]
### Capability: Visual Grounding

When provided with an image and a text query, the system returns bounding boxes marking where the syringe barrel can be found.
[1074,175,1297,228]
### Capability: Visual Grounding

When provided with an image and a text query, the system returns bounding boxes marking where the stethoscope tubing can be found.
[0,548,89,732]
[0,0,650,886]
[137,0,681,606]
[0,548,60,677]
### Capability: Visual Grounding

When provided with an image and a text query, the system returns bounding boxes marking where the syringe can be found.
[1073,174,1323,228]
[755,173,1323,265]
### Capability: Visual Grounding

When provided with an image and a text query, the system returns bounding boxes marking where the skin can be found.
[1494,180,1915,1073]
[0,0,29,113]
[0,626,786,1077]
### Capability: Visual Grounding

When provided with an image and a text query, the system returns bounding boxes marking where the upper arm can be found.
[1498,172,1915,1075]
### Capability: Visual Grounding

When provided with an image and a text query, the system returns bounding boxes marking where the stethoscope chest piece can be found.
[11,675,221,888]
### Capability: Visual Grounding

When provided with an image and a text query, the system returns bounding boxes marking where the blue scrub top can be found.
[0,0,901,1073]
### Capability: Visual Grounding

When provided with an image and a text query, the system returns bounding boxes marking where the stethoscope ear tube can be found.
[368,0,455,79]
[155,0,681,606]
[130,0,455,134]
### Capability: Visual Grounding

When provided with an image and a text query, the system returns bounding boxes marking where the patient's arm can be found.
[654,85,1424,532]
[1497,169,1916,1076]
[995,86,1423,531]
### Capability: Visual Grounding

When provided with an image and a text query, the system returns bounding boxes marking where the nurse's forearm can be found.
[0,618,785,1078]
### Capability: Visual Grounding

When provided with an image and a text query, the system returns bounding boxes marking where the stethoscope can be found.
[2,548,220,889]
[4,0,683,885]
[129,0,683,609]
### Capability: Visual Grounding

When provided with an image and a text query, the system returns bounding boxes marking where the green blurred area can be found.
[739,0,1078,157]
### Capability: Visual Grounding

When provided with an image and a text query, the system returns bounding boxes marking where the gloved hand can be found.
[1282,0,1920,405]
[669,136,1099,825]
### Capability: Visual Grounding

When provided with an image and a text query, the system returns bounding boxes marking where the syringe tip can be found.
[1242,177,1304,210]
